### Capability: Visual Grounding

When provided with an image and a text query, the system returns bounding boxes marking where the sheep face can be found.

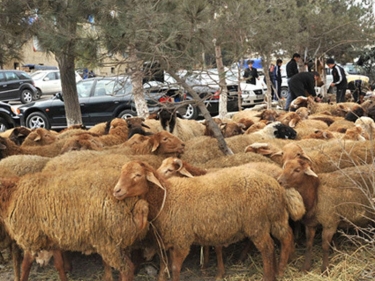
[151,131,185,155]
[157,157,194,178]
[278,158,318,188]
[113,161,164,200]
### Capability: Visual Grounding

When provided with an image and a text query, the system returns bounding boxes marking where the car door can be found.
[75,79,95,125]
[42,71,61,95]
[85,78,132,125]
[1,71,21,100]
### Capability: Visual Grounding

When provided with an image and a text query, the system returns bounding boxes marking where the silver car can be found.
[31,70,82,99]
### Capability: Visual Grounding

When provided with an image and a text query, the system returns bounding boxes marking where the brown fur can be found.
[21,128,58,147]
[278,159,374,272]
[0,170,149,280]
[114,161,298,281]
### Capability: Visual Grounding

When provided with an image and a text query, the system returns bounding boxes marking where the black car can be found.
[0,70,38,104]
[0,101,22,132]
[18,76,184,130]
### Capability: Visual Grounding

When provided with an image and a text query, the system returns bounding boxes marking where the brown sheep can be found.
[42,131,185,174]
[59,133,105,154]
[203,118,245,138]
[278,141,375,173]
[278,159,374,273]
[21,128,58,147]
[113,161,302,281]
[0,169,150,281]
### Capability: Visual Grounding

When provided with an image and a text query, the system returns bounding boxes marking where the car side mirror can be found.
[43,77,50,81]
[54,92,64,102]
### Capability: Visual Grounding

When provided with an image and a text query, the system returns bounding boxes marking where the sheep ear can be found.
[151,139,160,152]
[304,167,318,177]
[288,119,297,128]
[146,171,164,189]
[141,123,151,129]
[271,150,283,157]
[173,158,194,178]
[299,153,313,163]
[34,134,42,142]
[179,168,194,178]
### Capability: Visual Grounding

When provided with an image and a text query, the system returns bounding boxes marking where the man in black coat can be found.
[326,58,347,103]
[286,71,321,110]
[284,53,301,110]
[243,60,259,85]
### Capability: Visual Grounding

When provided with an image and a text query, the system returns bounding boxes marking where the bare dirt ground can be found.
[0,234,374,281]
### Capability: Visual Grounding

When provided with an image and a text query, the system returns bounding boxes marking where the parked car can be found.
[0,101,22,132]
[176,69,240,119]
[0,70,38,104]
[31,70,83,100]
[18,76,184,130]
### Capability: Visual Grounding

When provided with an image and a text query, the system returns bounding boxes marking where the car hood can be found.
[18,97,59,112]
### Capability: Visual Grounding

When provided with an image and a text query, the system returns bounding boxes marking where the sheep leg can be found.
[214,246,225,279]
[200,246,209,275]
[11,242,22,281]
[102,260,113,281]
[52,250,68,281]
[251,234,276,281]
[62,251,72,273]
[119,254,135,281]
[237,240,254,263]
[321,227,336,274]
[169,247,190,281]
[276,226,294,277]
[20,250,34,281]
[302,225,317,272]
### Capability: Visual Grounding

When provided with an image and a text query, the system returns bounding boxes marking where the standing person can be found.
[287,71,321,110]
[273,59,283,101]
[243,60,259,85]
[326,58,347,103]
[285,53,301,110]
[264,64,276,101]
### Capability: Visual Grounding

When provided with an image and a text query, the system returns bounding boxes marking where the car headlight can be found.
[11,106,21,115]
[243,91,250,95]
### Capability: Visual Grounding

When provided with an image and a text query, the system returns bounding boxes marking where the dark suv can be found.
[0,70,38,104]
[0,101,21,132]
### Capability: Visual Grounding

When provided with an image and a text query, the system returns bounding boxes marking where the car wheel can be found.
[20,88,34,104]
[180,104,199,120]
[280,87,289,99]
[33,89,42,101]
[26,112,50,129]
[0,117,10,132]
[118,110,137,119]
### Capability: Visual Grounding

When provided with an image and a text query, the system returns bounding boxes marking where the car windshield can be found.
[31,71,46,80]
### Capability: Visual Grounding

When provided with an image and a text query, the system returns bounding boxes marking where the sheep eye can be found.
[295,169,300,173]
[163,137,168,141]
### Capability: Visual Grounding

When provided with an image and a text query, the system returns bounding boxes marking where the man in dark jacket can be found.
[273,59,283,100]
[243,60,259,85]
[284,53,301,110]
[326,58,347,103]
[286,71,321,110]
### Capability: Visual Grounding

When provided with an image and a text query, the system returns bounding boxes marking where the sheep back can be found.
[4,169,149,270]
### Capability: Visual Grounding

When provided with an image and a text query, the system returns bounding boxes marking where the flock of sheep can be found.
[0,94,374,281]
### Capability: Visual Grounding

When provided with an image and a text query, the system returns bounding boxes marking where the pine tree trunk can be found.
[129,46,149,118]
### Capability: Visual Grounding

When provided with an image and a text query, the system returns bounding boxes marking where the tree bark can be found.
[214,43,228,120]
[128,46,149,118]
[168,71,233,156]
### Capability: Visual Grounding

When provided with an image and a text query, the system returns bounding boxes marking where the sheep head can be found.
[149,131,185,155]
[113,161,164,200]
[278,158,318,189]
[157,157,194,179]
